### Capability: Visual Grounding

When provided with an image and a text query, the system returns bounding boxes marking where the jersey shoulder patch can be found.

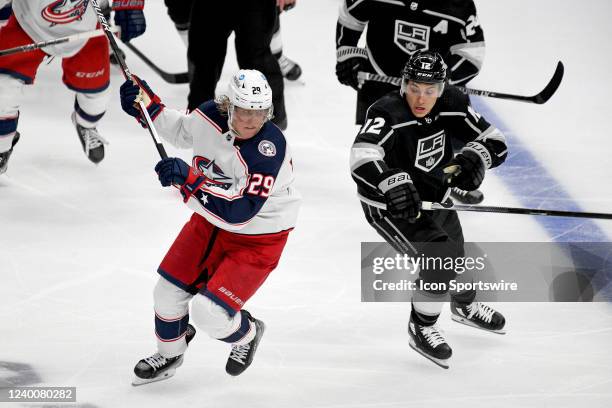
[238,123,287,172]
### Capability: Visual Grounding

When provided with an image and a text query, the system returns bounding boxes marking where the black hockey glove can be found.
[443,146,487,191]
[336,46,369,90]
[378,171,421,222]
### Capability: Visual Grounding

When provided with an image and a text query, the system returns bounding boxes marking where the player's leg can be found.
[234,0,287,129]
[62,34,110,164]
[361,203,457,368]
[164,0,194,47]
[0,14,46,174]
[132,214,218,385]
[132,277,197,386]
[193,229,290,375]
[270,10,302,81]
[440,211,506,333]
[186,1,231,110]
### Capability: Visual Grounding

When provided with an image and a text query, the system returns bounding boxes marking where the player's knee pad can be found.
[0,75,25,118]
[191,294,254,344]
[74,87,110,127]
[153,277,191,318]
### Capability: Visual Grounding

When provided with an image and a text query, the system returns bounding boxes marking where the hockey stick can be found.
[122,42,189,85]
[89,0,167,159]
[357,61,564,104]
[421,201,612,220]
[0,27,117,57]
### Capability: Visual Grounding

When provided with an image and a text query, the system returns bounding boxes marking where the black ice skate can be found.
[278,55,302,81]
[451,301,506,334]
[0,132,20,175]
[132,324,196,386]
[225,310,265,376]
[408,317,452,369]
[450,187,484,204]
[72,113,108,164]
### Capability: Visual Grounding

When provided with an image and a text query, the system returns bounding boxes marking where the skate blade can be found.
[451,314,506,334]
[409,339,450,369]
[132,368,177,386]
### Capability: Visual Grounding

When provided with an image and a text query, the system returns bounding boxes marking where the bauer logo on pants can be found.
[394,20,430,55]
[415,130,445,172]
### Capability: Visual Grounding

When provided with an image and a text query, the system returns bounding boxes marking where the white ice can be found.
[1,0,611,407]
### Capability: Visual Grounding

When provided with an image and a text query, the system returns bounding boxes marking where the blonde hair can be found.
[214,94,231,116]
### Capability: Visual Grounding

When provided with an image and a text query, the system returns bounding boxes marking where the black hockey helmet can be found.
[402,50,447,85]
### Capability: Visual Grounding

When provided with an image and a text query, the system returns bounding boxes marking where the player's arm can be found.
[119,77,193,148]
[335,0,370,89]
[350,108,422,221]
[443,97,507,191]
[446,0,485,86]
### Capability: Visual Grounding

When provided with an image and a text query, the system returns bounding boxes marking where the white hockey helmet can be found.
[228,69,273,114]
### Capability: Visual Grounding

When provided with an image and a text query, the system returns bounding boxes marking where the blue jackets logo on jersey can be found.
[394,20,430,55]
[193,156,233,191]
[415,130,445,172]
[258,140,276,157]
[41,0,89,25]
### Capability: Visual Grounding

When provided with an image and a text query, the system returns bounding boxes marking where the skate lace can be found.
[229,343,250,365]
[421,325,446,348]
[452,187,468,197]
[144,353,168,370]
[81,127,109,154]
[467,302,495,323]
[278,55,295,76]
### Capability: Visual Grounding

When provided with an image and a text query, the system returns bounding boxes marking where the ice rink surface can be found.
[1,0,611,407]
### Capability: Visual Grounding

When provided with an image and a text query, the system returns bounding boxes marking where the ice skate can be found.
[450,187,484,204]
[132,324,196,386]
[72,113,108,164]
[451,301,506,334]
[225,310,265,376]
[408,316,452,369]
[0,132,20,175]
[278,55,302,81]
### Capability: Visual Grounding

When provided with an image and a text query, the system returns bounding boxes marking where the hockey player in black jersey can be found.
[336,0,486,204]
[350,51,506,368]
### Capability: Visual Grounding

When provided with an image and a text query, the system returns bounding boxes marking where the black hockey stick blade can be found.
[456,61,564,104]
[123,42,189,84]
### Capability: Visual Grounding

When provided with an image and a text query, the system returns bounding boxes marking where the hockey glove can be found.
[336,46,369,90]
[119,76,164,127]
[443,145,487,191]
[378,171,421,222]
[113,0,146,42]
[154,158,208,203]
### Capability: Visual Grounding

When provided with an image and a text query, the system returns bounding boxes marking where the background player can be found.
[0,0,146,174]
[350,51,505,368]
[336,0,485,204]
[119,69,301,384]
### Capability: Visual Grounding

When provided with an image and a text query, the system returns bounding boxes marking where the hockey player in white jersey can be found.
[0,0,146,174]
[119,69,300,384]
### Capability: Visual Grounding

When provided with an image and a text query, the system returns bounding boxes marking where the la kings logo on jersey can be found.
[415,130,445,172]
[394,20,430,55]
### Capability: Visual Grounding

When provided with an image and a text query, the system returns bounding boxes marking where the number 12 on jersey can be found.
[247,174,275,197]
